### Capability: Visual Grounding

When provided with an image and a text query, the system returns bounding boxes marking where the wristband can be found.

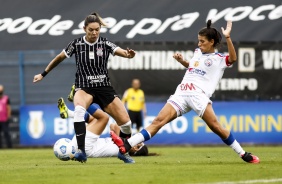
[225,36,230,39]
[41,70,48,77]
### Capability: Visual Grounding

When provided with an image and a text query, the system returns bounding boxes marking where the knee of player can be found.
[93,109,109,119]
[120,114,131,125]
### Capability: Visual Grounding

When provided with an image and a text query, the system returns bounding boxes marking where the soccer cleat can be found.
[71,149,87,163]
[118,152,135,164]
[57,98,68,119]
[110,131,127,154]
[67,84,75,102]
[241,152,260,164]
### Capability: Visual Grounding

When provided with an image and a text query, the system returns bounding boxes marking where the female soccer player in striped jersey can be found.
[33,12,135,163]
[111,20,260,164]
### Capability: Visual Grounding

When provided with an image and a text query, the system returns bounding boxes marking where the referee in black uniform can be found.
[33,12,136,163]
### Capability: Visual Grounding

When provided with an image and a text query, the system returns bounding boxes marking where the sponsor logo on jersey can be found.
[180,83,196,91]
[66,45,74,56]
[89,79,104,84]
[88,75,106,84]
[188,68,206,76]
[87,75,106,80]
[106,41,117,48]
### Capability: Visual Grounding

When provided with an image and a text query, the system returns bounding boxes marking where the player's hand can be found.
[173,52,184,62]
[221,21,232,38]
[33,74,43,83]
[126,48,136,58]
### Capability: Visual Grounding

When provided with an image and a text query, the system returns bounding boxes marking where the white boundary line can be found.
[196,178,282,184]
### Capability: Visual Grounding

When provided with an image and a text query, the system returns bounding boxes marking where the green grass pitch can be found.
[0,146,281,184]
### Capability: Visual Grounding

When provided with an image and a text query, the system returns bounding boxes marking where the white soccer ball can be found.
[53,138,76,161]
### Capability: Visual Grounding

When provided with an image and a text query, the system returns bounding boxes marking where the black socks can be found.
[119,130,131,139]
[74,121,86,153]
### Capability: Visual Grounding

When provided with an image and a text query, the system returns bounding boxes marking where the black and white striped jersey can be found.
[63,36,119,88]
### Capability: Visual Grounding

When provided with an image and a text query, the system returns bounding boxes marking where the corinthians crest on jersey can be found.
[96,47,104,57]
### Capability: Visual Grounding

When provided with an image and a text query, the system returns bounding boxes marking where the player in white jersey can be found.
[111,20,260,164]
[57,98,148,162]
[71,121,148,159]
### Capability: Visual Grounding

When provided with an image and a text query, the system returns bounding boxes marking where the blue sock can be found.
[87,104,98,115]
[140,129,151,141]
[126,129,151,151]
[222,132,235,145]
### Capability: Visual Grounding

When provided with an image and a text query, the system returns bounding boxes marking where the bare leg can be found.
[73,90,93,109]
[146,103,177,137]
[104,97,132,137]
[110,124,121,136]
[202,103,229,139]
[125,103,177,149]
[202,104,246,157]
[104,97,130,126]
[86,109,109,135]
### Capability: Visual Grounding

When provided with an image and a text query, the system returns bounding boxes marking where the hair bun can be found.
[207,19,212,29]
[91,12,97,16]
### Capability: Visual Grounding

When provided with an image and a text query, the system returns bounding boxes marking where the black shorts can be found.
[81,86,118,110]
[128,110,143,129]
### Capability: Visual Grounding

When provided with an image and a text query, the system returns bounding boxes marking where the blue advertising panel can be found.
[20,104,75,146]
[145,101,282,145]
[20,102,282,146]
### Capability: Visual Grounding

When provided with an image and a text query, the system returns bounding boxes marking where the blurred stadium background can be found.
[0,0,281,147]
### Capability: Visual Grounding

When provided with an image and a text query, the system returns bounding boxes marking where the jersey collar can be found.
[83,36,99,45]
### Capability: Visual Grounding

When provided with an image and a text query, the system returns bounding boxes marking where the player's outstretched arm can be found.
[173,52,189,68]
[33,51,67,83]
[115,48,136,59]
[221,21,237,64]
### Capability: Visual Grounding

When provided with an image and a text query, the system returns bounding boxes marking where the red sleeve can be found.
[225,55,232,66]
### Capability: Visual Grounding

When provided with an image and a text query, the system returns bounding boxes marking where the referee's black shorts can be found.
[81,86,118,110]
[128,110,143,129]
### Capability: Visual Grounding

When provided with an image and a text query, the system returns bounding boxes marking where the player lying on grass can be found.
[110,20,260,164]
[66,84,136,163]
[57,98,149,163]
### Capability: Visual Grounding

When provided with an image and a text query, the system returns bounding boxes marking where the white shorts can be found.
[72,130,119,158]
[167,92,212,117]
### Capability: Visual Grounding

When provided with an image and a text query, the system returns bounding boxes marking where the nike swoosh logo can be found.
[76,133,85,136]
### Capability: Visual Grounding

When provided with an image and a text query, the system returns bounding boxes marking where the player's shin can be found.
[74,105,86,153]
[222,132,245,155]
[119,121,132,138]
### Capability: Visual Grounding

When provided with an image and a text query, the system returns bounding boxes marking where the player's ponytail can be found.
[84,12,107,27]
[207,20,212,29]
[199,19,222,47]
